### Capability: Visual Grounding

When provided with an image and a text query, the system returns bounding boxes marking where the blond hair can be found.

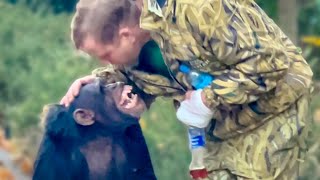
[70,0,140,49]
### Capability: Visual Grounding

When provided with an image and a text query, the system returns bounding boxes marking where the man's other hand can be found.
[60,75,96,107]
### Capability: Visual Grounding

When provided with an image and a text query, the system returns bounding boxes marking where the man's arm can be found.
[185,0,312,113]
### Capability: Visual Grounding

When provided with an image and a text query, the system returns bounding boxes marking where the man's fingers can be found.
[59,96,67,105]
[185,91,193,100]
[81,75,96,84]
[60,96,71,107]
[73,89,80,97]
[59,95,72,107]
[60,75,95,107]
[60,85,78,106]
[72,82,82,97]
[66,96,74,107]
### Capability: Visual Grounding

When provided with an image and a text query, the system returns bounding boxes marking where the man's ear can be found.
[119,27,135,43]
[73,109,95,126]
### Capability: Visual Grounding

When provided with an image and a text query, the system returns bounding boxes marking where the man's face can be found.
[80,35,141,67]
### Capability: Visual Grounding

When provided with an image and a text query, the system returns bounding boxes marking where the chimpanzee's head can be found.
[69,79,146,127]
[35,80,156,180]
[41,79,146,138]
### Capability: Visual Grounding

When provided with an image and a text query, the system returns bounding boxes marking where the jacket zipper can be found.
[123,70,184,92]
[158,36,187,92]
[142,79,185,92]
[172,0,177,23]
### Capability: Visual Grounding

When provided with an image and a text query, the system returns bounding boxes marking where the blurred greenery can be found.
[5,0,77,14]
[0,0,320,180]
[0,2,99,133]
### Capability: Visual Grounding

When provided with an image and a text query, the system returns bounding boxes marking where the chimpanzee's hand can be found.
[118,85,146,118]
[60,75,96,107]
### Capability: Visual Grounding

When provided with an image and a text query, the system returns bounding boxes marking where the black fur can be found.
[33,82,156,180]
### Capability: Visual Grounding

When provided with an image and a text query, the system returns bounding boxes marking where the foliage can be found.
[141,99,190,180]
[299,95,320,180]
[5,0,77,14]
[301,44,320,79]
[256,0,278,20]
[0,2,98,134]
[299,0,320,35]
[302,36,320,47]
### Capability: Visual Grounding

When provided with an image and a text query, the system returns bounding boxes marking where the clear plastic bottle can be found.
[179,64,214,179]
[179,64,213,89]
[188,127,206,170]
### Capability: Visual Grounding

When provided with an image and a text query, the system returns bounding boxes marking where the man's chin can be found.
[109,61,137,69]
[126,59,139,68]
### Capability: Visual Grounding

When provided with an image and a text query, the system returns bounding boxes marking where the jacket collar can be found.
[139,0,173,32]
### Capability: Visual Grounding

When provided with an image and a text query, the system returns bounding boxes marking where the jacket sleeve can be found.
[185,0,312,113]
[91,66,157,109]
[91,65,128,84]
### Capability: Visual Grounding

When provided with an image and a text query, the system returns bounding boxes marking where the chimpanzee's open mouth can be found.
[121,88,139,109]
[104,81,139,109]
[127,91,133,98]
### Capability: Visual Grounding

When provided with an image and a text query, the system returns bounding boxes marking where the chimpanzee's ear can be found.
[73,109,95,126]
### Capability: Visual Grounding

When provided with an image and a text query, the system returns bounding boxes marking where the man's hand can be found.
[60,75,96,107]
[176,89,214,128]
[185,90,207,105]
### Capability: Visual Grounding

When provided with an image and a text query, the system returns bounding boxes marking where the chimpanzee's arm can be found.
[125,125,157,180]
[33,135,70,180]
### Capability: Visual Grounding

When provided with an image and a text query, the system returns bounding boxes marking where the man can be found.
[61,0,313,179]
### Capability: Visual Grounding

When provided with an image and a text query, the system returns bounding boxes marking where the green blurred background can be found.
[0,0,320,179]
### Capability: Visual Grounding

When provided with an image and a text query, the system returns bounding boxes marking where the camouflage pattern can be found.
[91,0,314,179]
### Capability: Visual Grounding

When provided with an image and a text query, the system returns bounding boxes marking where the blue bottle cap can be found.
[194,75,213,89]
[179,64,190,73]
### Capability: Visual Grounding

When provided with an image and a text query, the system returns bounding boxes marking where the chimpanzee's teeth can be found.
[123,100,130,106]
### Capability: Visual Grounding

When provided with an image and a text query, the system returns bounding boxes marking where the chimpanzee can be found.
[33,80,157,180]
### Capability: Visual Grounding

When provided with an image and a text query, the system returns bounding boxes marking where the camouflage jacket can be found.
[96,0,313,140]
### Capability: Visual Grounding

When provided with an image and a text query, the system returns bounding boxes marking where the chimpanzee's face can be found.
[104,81,146,119]
[70,80,146,127]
